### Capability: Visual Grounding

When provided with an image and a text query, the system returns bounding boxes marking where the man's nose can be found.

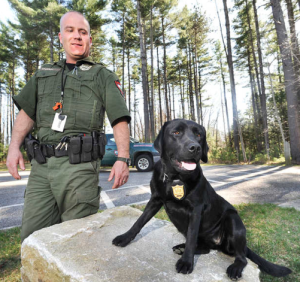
[74,30,82,39]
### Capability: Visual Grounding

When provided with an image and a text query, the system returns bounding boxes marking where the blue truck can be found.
[101,134,160,172]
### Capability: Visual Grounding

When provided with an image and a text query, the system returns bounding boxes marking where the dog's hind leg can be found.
[221,211,248,281]
[173,242,210,255]
[172,243,186,255]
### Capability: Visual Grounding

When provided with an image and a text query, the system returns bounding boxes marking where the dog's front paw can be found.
[226,263,243,281]
[112,233,133,247]
[176,257,194,274]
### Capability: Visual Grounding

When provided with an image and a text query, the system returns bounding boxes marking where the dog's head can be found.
[154,119,209,173]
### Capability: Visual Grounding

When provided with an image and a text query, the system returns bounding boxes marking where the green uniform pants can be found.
[21,157,101,242]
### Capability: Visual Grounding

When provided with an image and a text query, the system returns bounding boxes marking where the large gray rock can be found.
[21,206,260,282]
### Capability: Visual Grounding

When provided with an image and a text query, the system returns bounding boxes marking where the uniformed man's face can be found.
[59,13,92,63]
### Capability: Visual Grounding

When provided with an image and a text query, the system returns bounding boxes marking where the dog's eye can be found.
[173,131,180,135]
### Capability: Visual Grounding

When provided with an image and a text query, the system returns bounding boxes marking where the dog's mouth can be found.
[172,159,197,171]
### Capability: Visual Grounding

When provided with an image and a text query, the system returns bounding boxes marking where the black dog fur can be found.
[112,119,292,280]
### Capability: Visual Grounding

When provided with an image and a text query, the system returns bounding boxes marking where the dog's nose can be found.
[188,143,201,153]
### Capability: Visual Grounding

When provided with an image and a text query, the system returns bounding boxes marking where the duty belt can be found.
[23,132,107,165]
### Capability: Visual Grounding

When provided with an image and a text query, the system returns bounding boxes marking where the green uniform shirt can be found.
[13,57,130,144]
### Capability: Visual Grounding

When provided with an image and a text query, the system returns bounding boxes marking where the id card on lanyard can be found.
[51,60,69,132]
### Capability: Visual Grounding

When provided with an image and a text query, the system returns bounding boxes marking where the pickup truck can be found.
[101,134,160,172]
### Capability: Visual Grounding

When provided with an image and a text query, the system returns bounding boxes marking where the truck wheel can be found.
[135,155,153,172]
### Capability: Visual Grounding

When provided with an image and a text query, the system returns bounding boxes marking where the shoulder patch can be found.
[114,80,125,98]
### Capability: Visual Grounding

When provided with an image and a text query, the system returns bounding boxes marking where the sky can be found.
[0,0,280,137]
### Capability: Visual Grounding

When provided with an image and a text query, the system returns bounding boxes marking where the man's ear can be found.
[201,126,209,163]
[154,121,169,156]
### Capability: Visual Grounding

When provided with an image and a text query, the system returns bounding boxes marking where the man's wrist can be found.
[116,157,131,166]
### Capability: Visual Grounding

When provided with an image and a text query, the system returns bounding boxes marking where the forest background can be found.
[0,0,300,165]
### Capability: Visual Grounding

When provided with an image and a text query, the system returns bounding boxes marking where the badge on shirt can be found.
[172,185,186,200]
[80,64,92,71]
[114,80,125,98]
[51,113,67,132]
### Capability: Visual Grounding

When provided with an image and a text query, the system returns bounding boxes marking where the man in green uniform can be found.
[6,11,131,242]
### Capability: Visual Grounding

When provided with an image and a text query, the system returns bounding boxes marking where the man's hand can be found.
[108,118,130,189]
[6,146,25,180]
[108,160,129,189]
[6,109,34,180]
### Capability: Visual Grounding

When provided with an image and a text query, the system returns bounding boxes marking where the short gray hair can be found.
[60,11,91,35]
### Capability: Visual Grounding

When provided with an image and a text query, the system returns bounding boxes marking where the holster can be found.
[25,139,46,164]
[98,132,107,160]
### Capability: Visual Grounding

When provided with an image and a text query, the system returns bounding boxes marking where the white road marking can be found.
[138,185,151,193]
[0,179,28,187]
[127,200,149,206]
[100,191,115,209]
[105,184,149,192]
[0,203,24,210]
[0,171,31,177]
[207,179,227,184]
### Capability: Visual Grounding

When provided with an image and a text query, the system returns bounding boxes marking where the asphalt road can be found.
[0,165,299,231]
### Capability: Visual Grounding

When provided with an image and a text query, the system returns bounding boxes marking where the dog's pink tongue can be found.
[181,161,196,170]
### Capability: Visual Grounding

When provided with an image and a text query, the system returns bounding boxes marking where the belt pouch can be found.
[92,132,99,160]
[81,136,93,162]
[68,136,81,164]
[99,133,107,159]
[33,142,46,164]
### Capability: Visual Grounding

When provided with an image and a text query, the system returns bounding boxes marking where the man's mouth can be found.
[172,159,197,171]
[71,43,82,46]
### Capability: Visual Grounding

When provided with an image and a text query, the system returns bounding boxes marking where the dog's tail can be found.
[246,247,292,277]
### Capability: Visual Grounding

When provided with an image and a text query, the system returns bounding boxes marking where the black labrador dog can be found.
[113,119,291,280]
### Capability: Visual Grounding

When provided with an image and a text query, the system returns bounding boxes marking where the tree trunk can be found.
[285,0,300,107]
[157,46,163,127]
[270,0,300,164]
[161,16,170,121]
[220,84,227,146]
[247,47,262,152]
[137,0,150,142]
[150,2,155,140]
[127,48,132,136]
[222,0,240,160]
[219,56,232,146]
[246,0,270,159]
[187,44,195,121]
[49,22,54,63]
[193,36,200,124]
[122,12,126,98]
[179,62,185,118]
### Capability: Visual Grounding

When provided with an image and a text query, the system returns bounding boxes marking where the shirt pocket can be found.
[36,71,60,127]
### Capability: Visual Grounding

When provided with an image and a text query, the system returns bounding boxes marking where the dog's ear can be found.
[154,121,168,155]
[201,126,209,163]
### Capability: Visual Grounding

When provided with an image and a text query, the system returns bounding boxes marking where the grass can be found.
[0,227,21,281]
[1,204,299,281]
